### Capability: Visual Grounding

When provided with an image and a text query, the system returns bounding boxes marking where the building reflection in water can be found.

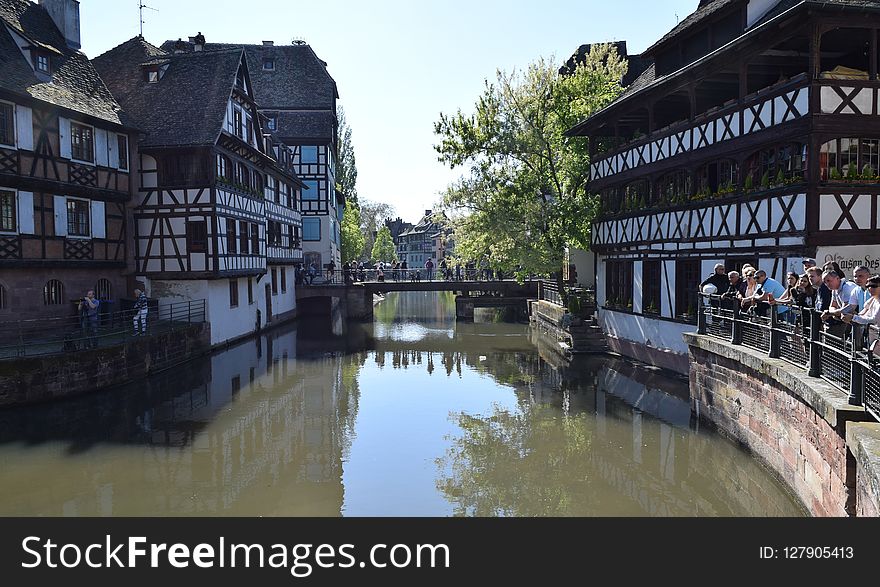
[0,292,804,516]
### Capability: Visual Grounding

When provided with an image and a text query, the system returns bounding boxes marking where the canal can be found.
[0,292,805,516]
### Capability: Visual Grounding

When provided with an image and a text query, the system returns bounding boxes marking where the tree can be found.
[434,45,626,277]
[341,203,365,263]
[336,106,358,206]
[371,225,398,263]
[359,199,395,259]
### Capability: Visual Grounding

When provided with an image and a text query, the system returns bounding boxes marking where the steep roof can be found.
[160,40,338,109]
[0,0,124,125]
[94,38,244,148]
[275,110,335,142]
[643,0,743,56]
[560,41,651,87]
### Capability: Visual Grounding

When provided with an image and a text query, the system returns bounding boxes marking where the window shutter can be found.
[15,106,33,150]
[17,191,34,234]
[53,195,68,236]
[108,134,118,168]
[91,200,106,239]
[59,117,71,159]
[95,129,109,166]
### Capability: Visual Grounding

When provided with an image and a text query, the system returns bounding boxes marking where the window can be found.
[229,279,239,308]
[623,180,649,211]
[656,170,692,205]
[300,146,318,163]
[236,163,250,189]
[303,180,319,201]
[820,138,880,181]
[187,220,208,253]
[95,278,112,300]
[251,223,259,254]
[268,221,281,246]
[696,159,738,196]
[66,199,90,237]
[675,259,701,322]
[43,279,64,306]
[605,260,633,310]
[216,154,230,180]
[226,218,237,254]
[70,122,95,163]
[253,172,264,196]
[239,220,250,254]
[247,278,254,305]
[159,152,211,186]
[117,135,129,171]
[287,224,296,249]
[266,176,277,202]
[0,283,6,310]
[266,114,277,131]
[303,217,321,241]
[643,260,662,315]
[271,268,278,295]
[233,108,243,138]
[35,53,50,73]
[263,57,275,71]
[0,190,15,232]
[744,143,806,187]
[145,69,159,83]
[281,267,287,293]
[246,117,253,145]
[0,102,14,146]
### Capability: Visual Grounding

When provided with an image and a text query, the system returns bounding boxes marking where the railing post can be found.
[849,323,864,406]
[188,300,192,324]
[808,310,823,378]
[769,309,781,359]
[697,293,707,335]
[731,302,743,346]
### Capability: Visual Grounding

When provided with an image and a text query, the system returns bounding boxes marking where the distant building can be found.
[396,210,450,266]
[161,38,343,272]
[0,0,137,321]
[384,217,413,241]
[94,37,304,345]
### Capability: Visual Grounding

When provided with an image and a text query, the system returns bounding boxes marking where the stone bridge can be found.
[296,280,539,320]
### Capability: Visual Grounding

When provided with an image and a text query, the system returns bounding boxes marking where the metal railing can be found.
[538,281,563,306]
[698,293,880,422]
[299,267,545,287]
[0,300,206,359]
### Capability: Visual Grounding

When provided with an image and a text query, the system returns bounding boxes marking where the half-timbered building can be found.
[568,0,880,374]
[0,0,137,322]
[94,37,305,345]
[160,37,343,272]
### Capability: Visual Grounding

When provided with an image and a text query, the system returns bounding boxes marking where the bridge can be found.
[296,274,541,320]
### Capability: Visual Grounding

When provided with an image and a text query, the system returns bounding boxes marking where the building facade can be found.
[0,0,137,323]
[95,38,304,346]
[396,210,449,267]
[161,38,343,272]
[569,0,880,373]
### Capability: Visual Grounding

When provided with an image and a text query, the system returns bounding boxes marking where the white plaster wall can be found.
[632,260,643,314]
[599,310,692,355]
[596,257,607,306]
[569,248,595,287]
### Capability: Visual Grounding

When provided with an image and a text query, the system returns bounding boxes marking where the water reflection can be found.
[0,292,804,516]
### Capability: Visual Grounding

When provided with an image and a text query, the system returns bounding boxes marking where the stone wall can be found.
[846,423,880,517]
[685,333,873,517]
[0,322,211,407]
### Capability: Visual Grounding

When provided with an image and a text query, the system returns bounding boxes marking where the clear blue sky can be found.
[80,0,698,223]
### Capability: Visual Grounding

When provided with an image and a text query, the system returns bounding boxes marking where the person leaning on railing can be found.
[842,274,880,355]
[820,269,859,338]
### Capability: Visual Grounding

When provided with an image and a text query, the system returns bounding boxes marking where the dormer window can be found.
[35,52,50,74]
[266,113,277,131]
[144,66,159,83]
[262,58,275,71]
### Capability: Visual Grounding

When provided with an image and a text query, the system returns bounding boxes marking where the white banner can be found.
[815,245,880,274]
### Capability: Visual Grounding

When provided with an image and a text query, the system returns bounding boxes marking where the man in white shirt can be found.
[820,270,859,325]
[852,266,872,311]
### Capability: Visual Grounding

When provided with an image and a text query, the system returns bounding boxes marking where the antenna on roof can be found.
[139,1,158,38]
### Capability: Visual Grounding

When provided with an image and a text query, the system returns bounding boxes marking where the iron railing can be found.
[698,293,880,422]
[537,281,563,306]
[0,300,206,359]
[299,268,545,287]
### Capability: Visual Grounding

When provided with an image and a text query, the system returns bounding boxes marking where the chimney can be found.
[39,0,80,51]
[193,31,205,52]
[262,40,274,46]
[173,39,187,54]
[425,210,432,217]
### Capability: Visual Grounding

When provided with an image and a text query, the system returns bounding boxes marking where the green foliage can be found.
[846,163,858,181]
[359,199,395,259]
[774,168,785,187]
[744,174,754,191]
[760,171,770,189]
[830,166,842,180]
[336,106,358,205]
[433,45,627,276]
[341,203,365,264]
[371,225,397,263]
